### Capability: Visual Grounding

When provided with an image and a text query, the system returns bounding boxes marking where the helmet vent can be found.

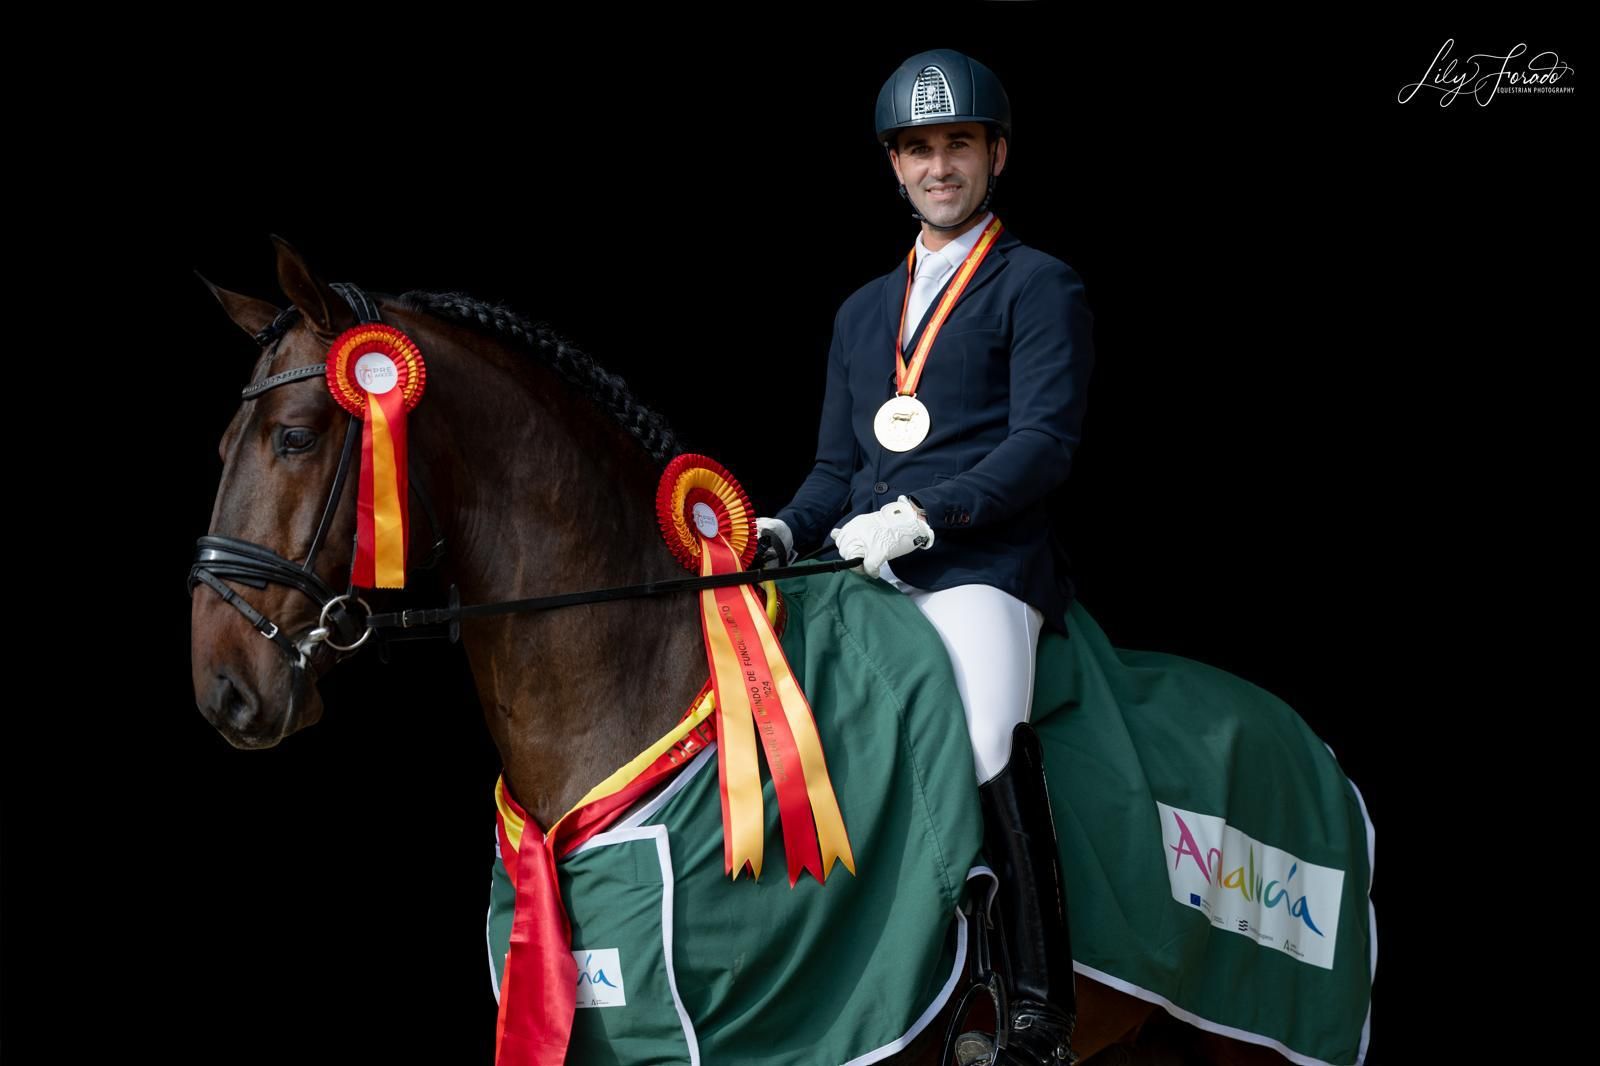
[910,66,956,120]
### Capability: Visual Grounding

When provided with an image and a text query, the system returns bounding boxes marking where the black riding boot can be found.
[978,721,1077,1066]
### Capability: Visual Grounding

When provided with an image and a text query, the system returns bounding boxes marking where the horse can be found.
[188,235,1294,1066]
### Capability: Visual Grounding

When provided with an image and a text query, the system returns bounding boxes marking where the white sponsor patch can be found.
[572,947,626,1007]
[1156,801,1345,970]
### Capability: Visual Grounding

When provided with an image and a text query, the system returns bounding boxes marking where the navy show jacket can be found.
[775,227,1095,637]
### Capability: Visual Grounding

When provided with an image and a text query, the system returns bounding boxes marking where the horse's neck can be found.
[464,554,709,831]
[419,341,706,831]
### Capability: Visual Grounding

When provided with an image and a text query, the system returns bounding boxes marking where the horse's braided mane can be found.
[399,289,684,465]
[251,291,684,466]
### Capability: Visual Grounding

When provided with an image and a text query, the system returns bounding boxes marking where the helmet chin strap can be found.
[898,143,1000,232]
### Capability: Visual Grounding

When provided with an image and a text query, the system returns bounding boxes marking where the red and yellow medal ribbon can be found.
[656,453,855,886]
[894,215,1004,397]
[324,324,427,589]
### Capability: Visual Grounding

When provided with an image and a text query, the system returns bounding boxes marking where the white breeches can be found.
[879,561,1045,785]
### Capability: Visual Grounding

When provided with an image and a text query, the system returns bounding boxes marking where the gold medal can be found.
[874,393,931,452]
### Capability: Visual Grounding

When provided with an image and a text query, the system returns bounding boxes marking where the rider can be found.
[757,48,1095,1066]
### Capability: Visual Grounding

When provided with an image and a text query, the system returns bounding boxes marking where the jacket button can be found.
[873,481,889,494]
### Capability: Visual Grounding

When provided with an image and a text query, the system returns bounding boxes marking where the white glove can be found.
[755,517,795,569]
[830,496,935,578]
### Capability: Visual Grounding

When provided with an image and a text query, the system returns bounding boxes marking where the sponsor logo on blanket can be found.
[573,948,627,1008]
[1156,801,1345,970]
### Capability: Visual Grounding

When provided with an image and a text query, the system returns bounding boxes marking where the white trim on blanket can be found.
[567,824,701,1065]
[1326,739,1377,1066]
[840,866,997,1066]
[486,831,502,1002]
[1072,960,1352,1066]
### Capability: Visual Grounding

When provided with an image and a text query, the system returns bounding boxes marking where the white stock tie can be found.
[902,250,950,350]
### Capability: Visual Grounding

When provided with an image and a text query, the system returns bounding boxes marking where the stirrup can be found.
[941,892,1009,1066]
[943,976,1007,1066]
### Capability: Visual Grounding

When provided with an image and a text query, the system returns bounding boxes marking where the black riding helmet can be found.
[874,49,1012,231]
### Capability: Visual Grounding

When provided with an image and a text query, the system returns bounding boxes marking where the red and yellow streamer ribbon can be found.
[655,453,854,887]
[699,534,854,884]
[324,324,426,589]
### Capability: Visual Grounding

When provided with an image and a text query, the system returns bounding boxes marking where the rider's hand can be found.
[755,517,795,570]
[830,496,934,578]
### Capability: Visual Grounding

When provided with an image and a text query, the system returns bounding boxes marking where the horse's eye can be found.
[278,427,318,455]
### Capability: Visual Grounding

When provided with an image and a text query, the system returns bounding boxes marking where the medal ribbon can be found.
[894,215,1004,397]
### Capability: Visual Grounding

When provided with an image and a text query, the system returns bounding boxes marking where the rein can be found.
[360,557,859,635]
[190,282,853,672]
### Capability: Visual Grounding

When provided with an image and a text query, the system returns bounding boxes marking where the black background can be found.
[5,10,1580,1063]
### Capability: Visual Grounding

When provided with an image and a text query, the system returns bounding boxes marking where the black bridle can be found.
[189,282,855,676]
[188,283,446,673]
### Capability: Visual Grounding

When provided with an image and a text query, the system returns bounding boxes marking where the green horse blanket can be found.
[488,571,1375,1065]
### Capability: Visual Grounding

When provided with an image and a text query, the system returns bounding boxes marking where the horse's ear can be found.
[271,234,358,339]
[196,271,282,340]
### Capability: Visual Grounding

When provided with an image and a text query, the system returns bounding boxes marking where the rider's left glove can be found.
[829,496,935,579]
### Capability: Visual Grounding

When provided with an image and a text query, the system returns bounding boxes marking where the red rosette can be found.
[324,323,427,417]
[654,453,758,572]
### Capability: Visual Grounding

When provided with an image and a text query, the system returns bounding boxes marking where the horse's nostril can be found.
[214,671,259,731]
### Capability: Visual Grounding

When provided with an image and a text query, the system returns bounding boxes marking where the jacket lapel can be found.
[883,228,1018,357]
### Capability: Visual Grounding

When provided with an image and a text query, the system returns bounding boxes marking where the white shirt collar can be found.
[914,211,994,275]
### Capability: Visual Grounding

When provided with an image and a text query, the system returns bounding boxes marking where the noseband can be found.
[188,283,445,673]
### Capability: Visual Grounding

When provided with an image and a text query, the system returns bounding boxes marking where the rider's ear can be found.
[271,234,361,341]
[196,271,281,341]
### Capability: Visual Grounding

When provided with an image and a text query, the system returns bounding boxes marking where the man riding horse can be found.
[757,47,1096,1066]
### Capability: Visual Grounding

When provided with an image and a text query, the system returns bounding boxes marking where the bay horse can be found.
[188,236,1290,1066]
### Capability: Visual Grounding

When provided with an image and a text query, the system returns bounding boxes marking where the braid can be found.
[396,289,683,465]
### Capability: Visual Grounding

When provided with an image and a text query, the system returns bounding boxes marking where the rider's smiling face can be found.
[888,122,1007,230]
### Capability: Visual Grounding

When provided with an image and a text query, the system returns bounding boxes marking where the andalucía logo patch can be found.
[1157,800,1346,969]
[572,948,627,1008]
